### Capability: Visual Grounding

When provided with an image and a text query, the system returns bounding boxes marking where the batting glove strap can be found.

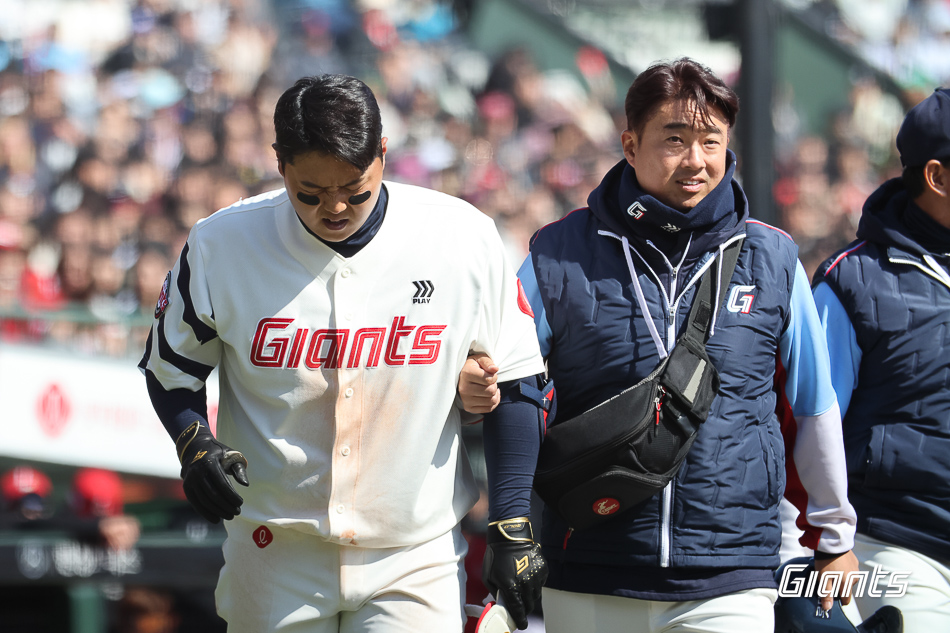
[482,518,548,630]
[175,422,249,524]
[486,517,535,543]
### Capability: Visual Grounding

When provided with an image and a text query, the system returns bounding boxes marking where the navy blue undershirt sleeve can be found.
[145,369,210,443]
[483,374,545,522]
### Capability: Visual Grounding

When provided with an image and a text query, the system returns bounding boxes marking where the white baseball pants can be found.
[541,586,777,633]
[215,519,467,632]
[850,532,950,631]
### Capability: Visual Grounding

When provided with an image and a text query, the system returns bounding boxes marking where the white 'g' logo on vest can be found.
[727,285,756,314]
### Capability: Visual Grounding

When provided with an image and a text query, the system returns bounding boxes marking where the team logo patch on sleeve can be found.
[516,279,534,318]
[154,271,171,318]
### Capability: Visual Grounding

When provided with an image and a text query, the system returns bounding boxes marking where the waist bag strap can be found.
[658,238,744,423]
[684,238,743,347]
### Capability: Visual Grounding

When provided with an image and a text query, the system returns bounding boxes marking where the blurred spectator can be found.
[112,587,181,633]
[0,465,54,523]
[70,467,141,551]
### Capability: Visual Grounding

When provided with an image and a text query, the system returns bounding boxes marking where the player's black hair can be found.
[624,58,739,138]
[903,157,950,198]
[273,74,384,171]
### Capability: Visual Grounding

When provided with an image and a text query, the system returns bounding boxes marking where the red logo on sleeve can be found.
[154,271,171,318]
[516,280,534,318]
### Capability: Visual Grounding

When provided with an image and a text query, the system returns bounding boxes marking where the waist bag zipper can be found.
[563,527,574,550]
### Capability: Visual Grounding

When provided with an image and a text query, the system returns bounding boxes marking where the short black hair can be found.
[625,58,739,138]
[902,157,950,198]
[273,74,383,171]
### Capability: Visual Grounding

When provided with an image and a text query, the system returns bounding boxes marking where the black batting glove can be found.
[482,517,548,630]
[175,421,249,524]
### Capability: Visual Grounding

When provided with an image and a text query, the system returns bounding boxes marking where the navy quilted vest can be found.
[529,209,799,569]
[817,240,950,561]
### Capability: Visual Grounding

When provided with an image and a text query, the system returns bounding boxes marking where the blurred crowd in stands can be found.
[785,0,950,270]
[820,0,950,92]
[0,0,947,360]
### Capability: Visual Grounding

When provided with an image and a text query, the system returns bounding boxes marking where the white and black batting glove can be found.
[176,421,249,524]
[482,517,548,630]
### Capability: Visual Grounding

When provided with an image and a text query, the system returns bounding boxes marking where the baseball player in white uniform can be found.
[139,74,544,632]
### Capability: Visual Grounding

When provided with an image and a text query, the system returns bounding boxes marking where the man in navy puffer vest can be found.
[459,57,858,633]
[812,87,950,631]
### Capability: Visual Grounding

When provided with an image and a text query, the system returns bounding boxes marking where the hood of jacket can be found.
[857,177,950,256]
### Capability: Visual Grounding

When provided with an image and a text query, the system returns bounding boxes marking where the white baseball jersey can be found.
[143,181,544,548]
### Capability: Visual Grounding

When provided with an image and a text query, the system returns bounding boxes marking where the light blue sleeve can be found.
[778,262,838,418]
[812,281,861,417]
[517,255,553,359]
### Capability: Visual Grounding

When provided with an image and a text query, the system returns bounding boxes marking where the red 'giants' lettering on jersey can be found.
[250,317,447,368]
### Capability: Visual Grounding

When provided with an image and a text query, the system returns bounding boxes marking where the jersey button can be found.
[336,505,345,514]
[341,446,351,456]
[344,388,354,398]
[341,269,351,278]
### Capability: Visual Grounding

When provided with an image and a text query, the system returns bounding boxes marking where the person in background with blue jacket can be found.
[460,57,858,633]
[811,87,950,630]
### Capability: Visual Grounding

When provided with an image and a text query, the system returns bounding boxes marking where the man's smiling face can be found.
[621,99,729,212]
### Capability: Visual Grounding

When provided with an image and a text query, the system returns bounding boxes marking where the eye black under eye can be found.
[348,190,372,205]
[297,192,320,205]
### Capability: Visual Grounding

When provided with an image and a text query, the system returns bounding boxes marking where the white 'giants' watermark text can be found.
[778,563,910,599]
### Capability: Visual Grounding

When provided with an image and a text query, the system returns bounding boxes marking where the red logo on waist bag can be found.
[253,526,273,548]
[593,498,620,516]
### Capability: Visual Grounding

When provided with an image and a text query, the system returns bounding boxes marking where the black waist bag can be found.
[533,239,742,531]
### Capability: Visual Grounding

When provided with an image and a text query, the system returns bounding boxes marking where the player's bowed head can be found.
[272,74,388,244]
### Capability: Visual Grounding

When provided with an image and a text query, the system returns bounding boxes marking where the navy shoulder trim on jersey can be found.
[156,313,215,382]
[138,328,154,371]
[178,243,218,344]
